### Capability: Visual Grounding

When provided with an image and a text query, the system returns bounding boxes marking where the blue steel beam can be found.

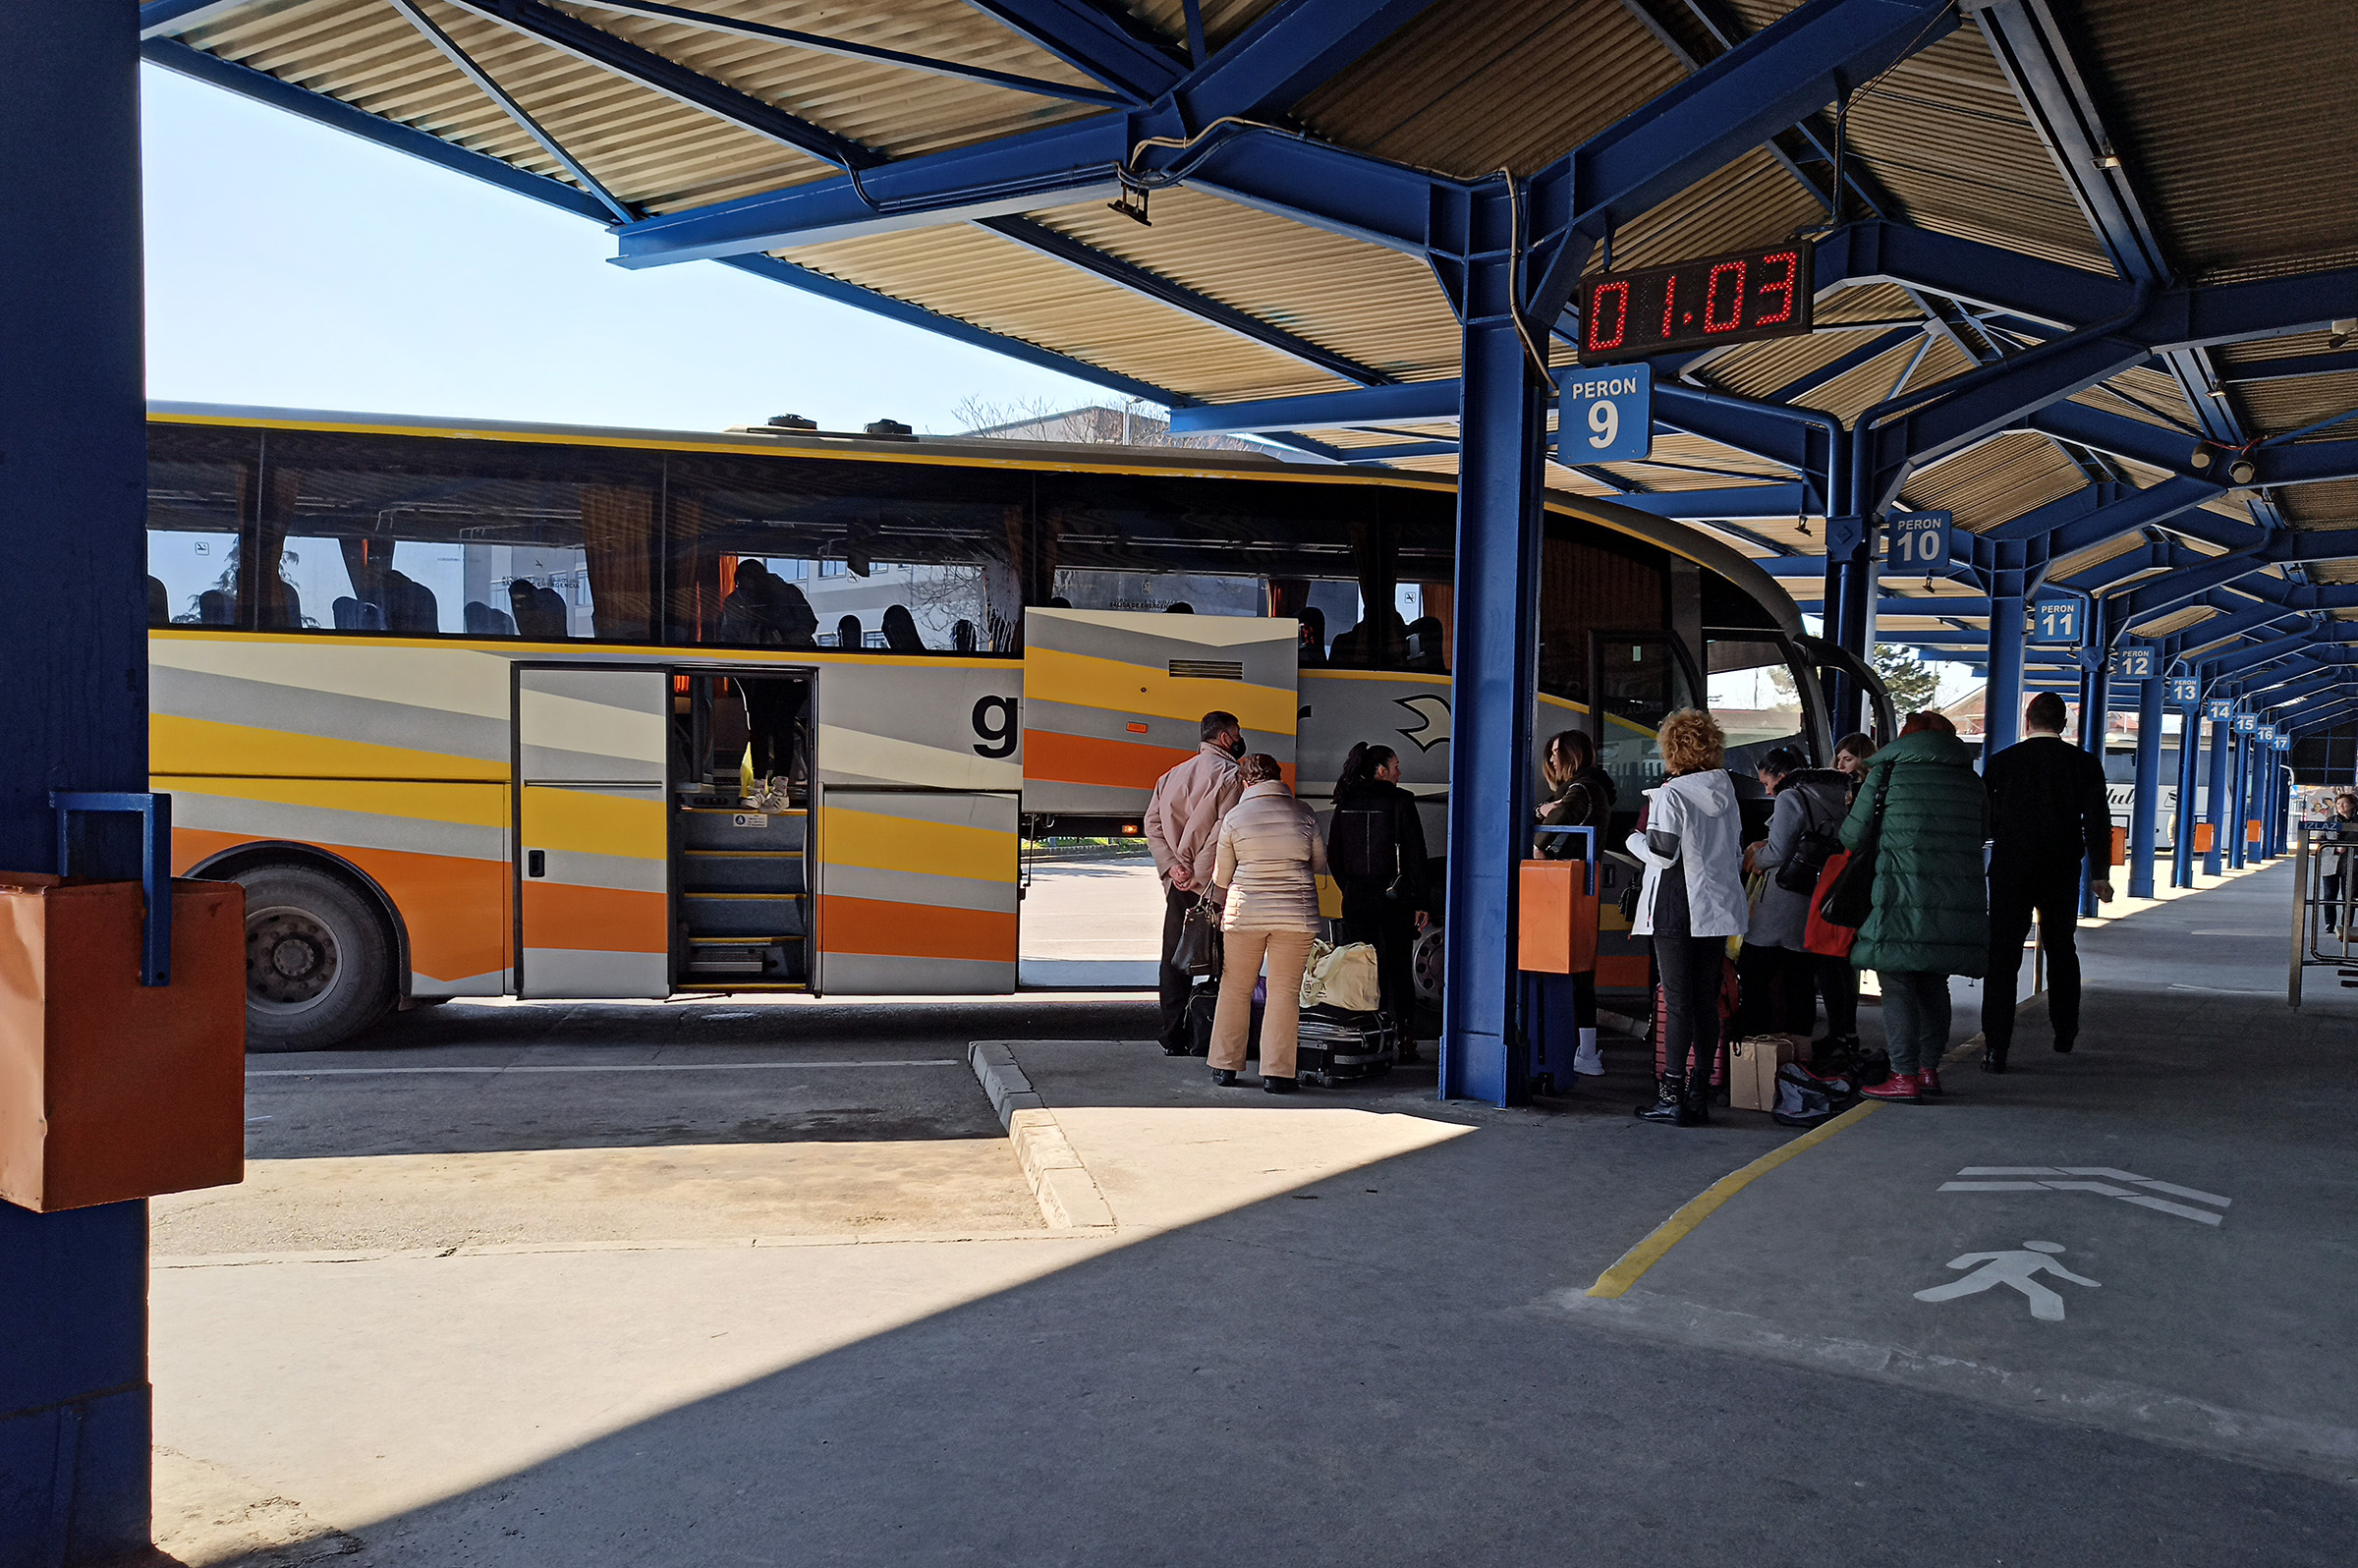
[958,0,1187,100]
[445,0,879,172]
[1520,0,1959,322]
[2226,348,2358,384]
[615,1,1446,263]
[563,1,1132,105]
[139,0,250,35]
[387,0,640,223]
[141,36,615,222]
[1168,0,1448,127]
[976,215,1396,385]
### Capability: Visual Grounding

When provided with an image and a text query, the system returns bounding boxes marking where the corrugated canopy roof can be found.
[142,0,2358,710]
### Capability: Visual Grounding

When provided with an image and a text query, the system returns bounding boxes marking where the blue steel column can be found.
[2171,690,2201,887]
[2230,728,2250,869]
[2129,657,2163,898]
[0,3,153,1561]
[2078,654,2112,912]
[2205,710,2231,875]
[1437,194,1545,1106]
[1985,596,2025,758]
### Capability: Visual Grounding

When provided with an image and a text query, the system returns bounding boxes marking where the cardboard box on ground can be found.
[1728,1034,1808,1112]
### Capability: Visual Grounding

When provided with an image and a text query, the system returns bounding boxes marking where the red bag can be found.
[1803,851,1859,958]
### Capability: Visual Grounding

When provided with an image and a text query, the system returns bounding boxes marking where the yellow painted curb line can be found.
[1586,1100,1883,1299]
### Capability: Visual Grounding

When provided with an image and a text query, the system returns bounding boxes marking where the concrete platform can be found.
[149,864,2357,1565]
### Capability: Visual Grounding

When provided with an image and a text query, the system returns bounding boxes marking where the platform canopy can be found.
[142,0,2358,729]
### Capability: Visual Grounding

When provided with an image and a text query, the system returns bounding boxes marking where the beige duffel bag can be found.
[1299,939,1382,1013]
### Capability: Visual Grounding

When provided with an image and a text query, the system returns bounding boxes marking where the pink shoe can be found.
[1919,1067,1943,1097]
[1861,1071,1922,1103]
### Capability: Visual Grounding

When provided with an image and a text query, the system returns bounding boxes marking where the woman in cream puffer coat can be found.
[1207,754,1329,1093]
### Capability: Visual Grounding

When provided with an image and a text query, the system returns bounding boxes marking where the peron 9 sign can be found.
[1578,244,1815,364]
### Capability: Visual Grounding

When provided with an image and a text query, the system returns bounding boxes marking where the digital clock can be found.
[1577,243,1814,364]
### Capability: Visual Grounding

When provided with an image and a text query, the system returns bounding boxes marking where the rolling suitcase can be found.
[1294,1006,1398,1087]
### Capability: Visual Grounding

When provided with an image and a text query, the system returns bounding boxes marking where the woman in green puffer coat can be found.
[1838,711,1990,1103]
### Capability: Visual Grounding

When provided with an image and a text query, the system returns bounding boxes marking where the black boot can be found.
[1981,1043,2008,1074]
[1209,1068,1240,1088]
[1262,1074,1298,1094]
[1636,1076,1693,1124]
[1687,1072,1713,1126]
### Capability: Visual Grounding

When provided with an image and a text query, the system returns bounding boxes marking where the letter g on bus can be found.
[972,695,1020,758]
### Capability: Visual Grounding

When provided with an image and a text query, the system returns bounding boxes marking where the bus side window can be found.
[234,426,658,641]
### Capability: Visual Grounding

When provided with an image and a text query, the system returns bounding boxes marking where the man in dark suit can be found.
[1981,692,2114,1071]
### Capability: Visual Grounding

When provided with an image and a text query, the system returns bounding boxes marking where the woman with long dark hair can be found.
[1533,729,1616,1076]
[1328,742,1432,1051]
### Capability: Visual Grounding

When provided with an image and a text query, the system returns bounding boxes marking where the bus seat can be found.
[534,584,568,636]
[197,588,235,626]
[333,595,386,631]
[385,571,438,634]
[952,618,977,652]
[466,600,518,636]
[147,575,168,627]
[1406,616,1447,672]
[882,604,925,651]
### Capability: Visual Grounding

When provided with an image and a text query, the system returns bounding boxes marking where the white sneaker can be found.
[1573,1028,1604,1077]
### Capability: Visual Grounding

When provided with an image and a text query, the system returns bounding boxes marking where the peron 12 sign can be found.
[1578,244,1814,364]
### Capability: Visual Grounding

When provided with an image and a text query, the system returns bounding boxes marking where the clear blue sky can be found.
[139,64,1106,435]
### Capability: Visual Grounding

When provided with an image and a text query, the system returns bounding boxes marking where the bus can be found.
[144,404,1884,1049]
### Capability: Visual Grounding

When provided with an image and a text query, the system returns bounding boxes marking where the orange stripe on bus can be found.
[819,895,1015,965]
[173,827,511,982]
[1022,729,1294,789]
[521,880,667,955]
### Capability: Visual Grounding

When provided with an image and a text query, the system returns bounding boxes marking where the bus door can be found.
[1021,607,1299,819]
[804,656,1024,995]
[514,665,671,998]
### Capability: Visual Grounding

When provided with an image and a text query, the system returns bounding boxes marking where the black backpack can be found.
[1773,786,1845,894]
[1328,804,1397,882]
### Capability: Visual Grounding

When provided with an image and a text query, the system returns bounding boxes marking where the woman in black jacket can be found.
[1328,743,1432,1053]
[1533,729,1617,1077]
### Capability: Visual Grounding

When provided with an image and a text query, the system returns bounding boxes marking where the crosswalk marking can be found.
[1938,1165,2230,1226]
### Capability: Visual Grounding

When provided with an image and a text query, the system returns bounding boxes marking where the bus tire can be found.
[237,863,395,1052]
[1412,924,1445,1008]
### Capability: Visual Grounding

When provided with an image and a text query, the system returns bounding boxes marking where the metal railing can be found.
[2287,824,2358,1008]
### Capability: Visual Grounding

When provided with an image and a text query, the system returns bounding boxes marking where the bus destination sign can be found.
[1578,243,1814,364]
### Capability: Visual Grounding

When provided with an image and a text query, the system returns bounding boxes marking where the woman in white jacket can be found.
[1207,754,1330,1093]
[1628,709,1748,1127]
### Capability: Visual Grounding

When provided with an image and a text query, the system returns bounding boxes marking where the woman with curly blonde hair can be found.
[1627,708,1749,1126]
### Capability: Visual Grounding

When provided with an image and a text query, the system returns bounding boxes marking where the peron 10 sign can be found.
[1578,244,1815,364]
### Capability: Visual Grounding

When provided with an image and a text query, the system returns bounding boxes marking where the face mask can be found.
[1227,735,1247,758]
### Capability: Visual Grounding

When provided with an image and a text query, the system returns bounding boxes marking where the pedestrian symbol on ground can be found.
[1913,1241,2101,1322]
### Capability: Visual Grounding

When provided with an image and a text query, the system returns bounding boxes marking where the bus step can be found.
[675,982,811,993]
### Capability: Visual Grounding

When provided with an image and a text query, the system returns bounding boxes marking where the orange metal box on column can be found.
[1516,860,1600,974]
[0,874,246,1211]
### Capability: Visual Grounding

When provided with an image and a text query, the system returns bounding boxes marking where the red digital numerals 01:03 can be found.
[1582,250,1802,356]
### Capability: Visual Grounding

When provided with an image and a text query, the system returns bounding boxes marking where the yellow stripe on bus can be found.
[1025,645,1296,733]
[520,786,665,857]
[821,808,1016,884]
[152,713,503,782]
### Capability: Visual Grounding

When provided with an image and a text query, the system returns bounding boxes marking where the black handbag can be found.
[1773,790,1843,895]
[1816,770,1890,930]
[1173,895,1223,977]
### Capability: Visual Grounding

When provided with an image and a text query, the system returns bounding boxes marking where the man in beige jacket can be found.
[1144,710,1246,1053]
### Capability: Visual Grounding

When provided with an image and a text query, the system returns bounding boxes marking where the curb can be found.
[968,1041,1116,1231]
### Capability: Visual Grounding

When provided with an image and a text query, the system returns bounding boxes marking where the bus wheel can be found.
[238,864,395,1052]
[1412,924,1445,1008]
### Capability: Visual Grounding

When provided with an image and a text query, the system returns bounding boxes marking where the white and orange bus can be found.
[144,404,1877,1049]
